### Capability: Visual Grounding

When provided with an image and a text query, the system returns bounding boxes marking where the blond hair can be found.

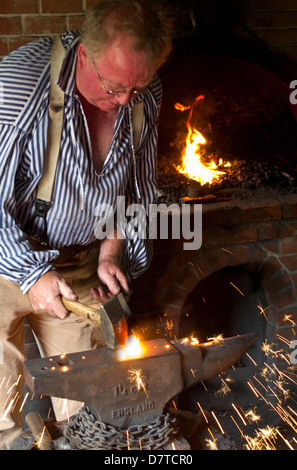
[81,0,172,68]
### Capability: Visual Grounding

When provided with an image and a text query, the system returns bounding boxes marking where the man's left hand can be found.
[91,236,130,302]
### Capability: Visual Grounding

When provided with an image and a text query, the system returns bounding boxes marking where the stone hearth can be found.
[131,191,297,359]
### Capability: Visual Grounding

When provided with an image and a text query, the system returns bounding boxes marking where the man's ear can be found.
[77,43,88,69]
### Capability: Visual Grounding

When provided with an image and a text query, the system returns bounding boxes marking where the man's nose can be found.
[116,93,134,106]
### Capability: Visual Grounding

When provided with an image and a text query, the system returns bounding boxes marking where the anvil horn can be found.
[23,333,258,429]
[173,332,258,388]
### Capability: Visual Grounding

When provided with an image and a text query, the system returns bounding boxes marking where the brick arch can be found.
[161,242,297,338]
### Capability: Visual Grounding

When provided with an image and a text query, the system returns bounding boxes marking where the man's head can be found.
[81,0,172,70]
[76,0,172,111]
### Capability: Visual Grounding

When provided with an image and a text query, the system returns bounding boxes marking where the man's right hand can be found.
[27,270,78,319]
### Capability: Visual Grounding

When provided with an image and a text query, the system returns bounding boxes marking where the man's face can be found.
[76,36,155,112]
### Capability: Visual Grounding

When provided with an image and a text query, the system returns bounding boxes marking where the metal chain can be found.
[63,405,178,450]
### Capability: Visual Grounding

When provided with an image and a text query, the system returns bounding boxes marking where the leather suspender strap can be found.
[36,35,65,206]
[33,35,65,244]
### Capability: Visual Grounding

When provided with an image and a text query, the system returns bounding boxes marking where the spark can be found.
[259,367,270,381]
[19,392,29,412]
[275,428,294,450]
[165,318,174,333]
[191,368,196,377]
[37,426,46,449]
[261,340,282,358]
[273,379,290,400]
[230,415,244,436]
[7,374,22,395]
[211,411,225,434]
[222,248,233,255]
[4,375,12,389]
[230,282,244,296]
[215,379,232,397]
[197,402,209,423]
[245,408,261,423]
[276,333,292,347]
[246,380,262,400]
[11,392,20,413]
[257,303,270,322]
[274,403,297,430]
[245,352,258,366]
[128,368,149,398]
[246,426,278,450]
[231,403,247,426]
[206,428,218,450]
[206,438,218,450]
[207,334,224,343]
[0,377,6,389]
[288,406,297,420]
[2,398,14,420]
[282,314,296,327]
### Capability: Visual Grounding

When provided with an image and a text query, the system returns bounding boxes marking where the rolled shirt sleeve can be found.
[0,124,59,293]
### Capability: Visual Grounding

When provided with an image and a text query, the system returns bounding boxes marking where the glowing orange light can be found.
[175,95,230,185]
[116,336,144,361]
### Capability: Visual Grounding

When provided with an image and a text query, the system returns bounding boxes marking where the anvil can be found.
[23,333,257,429]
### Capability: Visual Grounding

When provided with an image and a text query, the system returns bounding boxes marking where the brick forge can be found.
[130,192,297,366]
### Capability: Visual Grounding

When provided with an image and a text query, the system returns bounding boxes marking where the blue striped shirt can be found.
[0,31,161,293]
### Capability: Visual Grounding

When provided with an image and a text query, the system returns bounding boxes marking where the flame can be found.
[175,95,230,185]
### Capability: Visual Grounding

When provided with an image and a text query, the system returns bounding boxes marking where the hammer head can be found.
[100,292,132,349]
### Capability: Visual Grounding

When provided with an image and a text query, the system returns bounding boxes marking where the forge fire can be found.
[174,95,231,186]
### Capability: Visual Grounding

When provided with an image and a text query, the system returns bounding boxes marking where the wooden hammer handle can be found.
[62,297,102,325]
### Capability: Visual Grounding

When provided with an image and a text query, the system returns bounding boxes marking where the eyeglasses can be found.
[93,62,150,96]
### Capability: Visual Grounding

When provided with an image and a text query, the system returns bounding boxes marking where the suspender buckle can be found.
[34,199,52,246]
[35,199,51,218]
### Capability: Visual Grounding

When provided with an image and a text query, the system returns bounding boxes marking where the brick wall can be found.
[1,0,297,65]
[0,0,98,58]
[233,0,297,65]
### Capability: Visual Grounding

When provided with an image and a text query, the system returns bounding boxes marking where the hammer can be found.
[24,332,258,430]
[61,292,132,349]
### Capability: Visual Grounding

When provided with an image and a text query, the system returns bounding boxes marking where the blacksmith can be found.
[0,0,172,448]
